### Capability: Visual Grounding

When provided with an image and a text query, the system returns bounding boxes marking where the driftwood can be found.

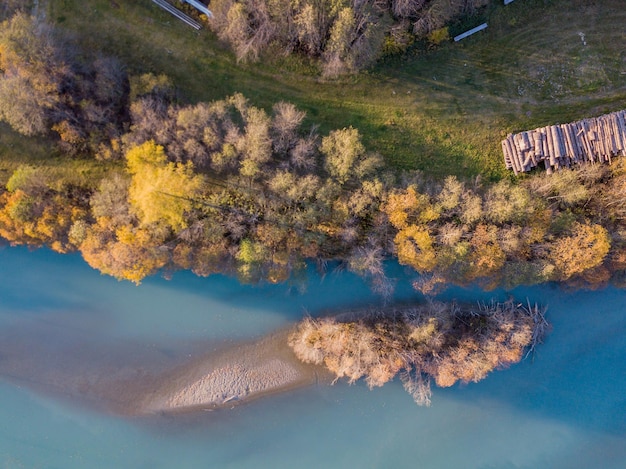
[503,110,626,174]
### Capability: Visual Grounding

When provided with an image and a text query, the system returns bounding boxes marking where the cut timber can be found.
[501,109,626,174]
[533,133,543,158]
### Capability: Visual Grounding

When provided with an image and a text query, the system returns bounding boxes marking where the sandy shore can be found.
[138,330,324,414]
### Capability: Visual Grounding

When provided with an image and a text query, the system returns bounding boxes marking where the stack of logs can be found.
[502,110,626,175]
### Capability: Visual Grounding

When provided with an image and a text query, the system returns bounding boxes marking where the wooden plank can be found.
[617,112,624,154]
[544,158,553,174]
[513,133,524,154]
[609,118,618,155]
[568,124,580,160]
[570,126,579,161]
[570,124,582,158]
[598,120,608,162]
[576,122,589,159]
[583,120,595,162]
[611,115,622,151]
[588,121,597,162]
[558,126,567,159]
[617,111,626,156]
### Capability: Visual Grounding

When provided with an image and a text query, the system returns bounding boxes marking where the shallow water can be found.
[0,246,625,468]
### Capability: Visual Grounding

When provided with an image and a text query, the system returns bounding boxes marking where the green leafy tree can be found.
[321,126,381,185]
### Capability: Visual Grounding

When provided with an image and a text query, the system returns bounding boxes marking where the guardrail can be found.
[453,23,488,42]
[152,0,202,30]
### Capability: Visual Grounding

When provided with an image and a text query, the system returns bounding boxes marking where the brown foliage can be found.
[79,221,169,284]
[0,189,87,253]
[289,301,545,405]
[549,222,611,280]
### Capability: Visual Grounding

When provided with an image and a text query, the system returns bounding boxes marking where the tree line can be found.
[182,0,489,76]
[0,13,625,294]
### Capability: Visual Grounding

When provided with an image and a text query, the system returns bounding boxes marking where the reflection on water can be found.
[0,246,625,468]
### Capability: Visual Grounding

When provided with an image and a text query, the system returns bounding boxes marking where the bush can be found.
[427,27,449,46]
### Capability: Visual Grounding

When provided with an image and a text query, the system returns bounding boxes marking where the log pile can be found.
[502,110,626,174]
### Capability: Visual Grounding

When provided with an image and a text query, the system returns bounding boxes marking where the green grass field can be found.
[5,0,626,182]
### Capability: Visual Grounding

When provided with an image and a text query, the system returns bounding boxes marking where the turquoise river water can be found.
[0,245,625,468]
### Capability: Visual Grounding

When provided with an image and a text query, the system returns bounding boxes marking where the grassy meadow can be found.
[4,0,626,181]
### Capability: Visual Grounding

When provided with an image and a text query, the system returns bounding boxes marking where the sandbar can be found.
[137,329,325,414]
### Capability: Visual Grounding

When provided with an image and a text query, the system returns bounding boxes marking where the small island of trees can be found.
[289,300,547,405]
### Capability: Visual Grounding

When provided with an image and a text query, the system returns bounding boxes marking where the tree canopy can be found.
[126,141,205,232]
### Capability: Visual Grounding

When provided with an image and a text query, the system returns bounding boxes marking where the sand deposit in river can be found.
[139,330,323,413]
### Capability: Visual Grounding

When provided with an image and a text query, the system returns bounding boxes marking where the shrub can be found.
[427,27,449,46]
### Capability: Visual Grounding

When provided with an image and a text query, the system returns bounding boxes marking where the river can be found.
[0,246,624,468]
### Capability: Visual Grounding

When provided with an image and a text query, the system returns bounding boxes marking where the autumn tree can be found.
[321,126,382,185]
[205,0,486,75]
[126,141,205,232]
[384,185,440,229]
[467,223,505,281]
[0,166,87,252]
[215,0,277,62]
[484,180,531,225]
[549,222,611,280]
[0,13,61,136]
[294,2,325,55]
[394,225,437,272]
[290,301,544,405]
[0,13,129,152]
[271,101,306,156]
[79,220,170,284]
[90,173,134,227]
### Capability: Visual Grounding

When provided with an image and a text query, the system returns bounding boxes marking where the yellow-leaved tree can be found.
[384,186,440,230]
[549,222,611,280]
[394,225,437,273]
[126,141,204,232]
